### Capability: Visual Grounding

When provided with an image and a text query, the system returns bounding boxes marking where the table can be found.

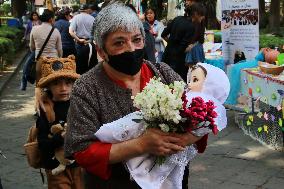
[235,67,284,150]
[240,68,284,108]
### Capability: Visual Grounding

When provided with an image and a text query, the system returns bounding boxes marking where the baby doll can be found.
[94,63,230,189]
[187,62,230,104]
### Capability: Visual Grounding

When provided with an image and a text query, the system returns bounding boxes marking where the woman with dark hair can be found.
[24,11,41,45]
[30,9,62,59]
[184,2,206,66]
[145,8,165,62]
[55,8,76,57]
[161,2,205,81]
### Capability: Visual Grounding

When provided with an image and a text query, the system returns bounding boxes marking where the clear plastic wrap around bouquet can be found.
[95,77,227,189]
[132,77,219,163]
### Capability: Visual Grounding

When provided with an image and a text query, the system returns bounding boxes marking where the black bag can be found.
[25,27,55,84]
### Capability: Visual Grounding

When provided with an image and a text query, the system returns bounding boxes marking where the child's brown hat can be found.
[38,55,80,88]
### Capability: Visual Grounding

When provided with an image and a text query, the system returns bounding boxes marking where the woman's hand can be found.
[185,44,194,52]
[171,132,202,147]
[139,128,185,156]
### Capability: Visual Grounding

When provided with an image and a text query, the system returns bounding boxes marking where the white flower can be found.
[159,124,170,132]
[133,77,186,125]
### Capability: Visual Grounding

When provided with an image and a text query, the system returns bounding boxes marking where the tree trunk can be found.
[268,0,280,32]
[259,0,265,28]
[11,0,27,18]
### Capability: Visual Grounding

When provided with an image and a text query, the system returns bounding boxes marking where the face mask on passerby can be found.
[107,49,144,76]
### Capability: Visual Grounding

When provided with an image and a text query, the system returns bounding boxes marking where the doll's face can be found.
[188,67,206,92]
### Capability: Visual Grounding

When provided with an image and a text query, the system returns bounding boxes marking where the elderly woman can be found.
[64,2,201,189]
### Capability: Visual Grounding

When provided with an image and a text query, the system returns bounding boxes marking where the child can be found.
[94,63,230,189]
[36,55,83,189]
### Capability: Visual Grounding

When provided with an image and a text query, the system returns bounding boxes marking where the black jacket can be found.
[162,16,195,80]
[36,100,69,169]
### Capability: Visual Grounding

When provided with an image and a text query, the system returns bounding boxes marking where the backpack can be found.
[23,98,55,169]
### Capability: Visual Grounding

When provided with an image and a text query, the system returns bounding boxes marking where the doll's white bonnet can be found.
[196,63,230,104]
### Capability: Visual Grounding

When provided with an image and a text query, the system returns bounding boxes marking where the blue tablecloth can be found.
[205,57,225,70]
[225,52,265,105]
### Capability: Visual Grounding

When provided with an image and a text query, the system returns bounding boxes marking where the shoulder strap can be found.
[36,27,55,60]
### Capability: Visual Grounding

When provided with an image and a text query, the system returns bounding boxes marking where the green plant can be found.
[259,35,284,48]
[0,3,11,16]
[0,25,21,38]
[0,36,13,54]
[0,25,23,66]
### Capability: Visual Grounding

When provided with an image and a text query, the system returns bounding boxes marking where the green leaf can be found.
[248,115,254,122]
[246,120,251,126]
[197,121,205,127]
[257,112,263,118]
[271,93,277,100]
[279,118,283,127]
[258,127,263,132]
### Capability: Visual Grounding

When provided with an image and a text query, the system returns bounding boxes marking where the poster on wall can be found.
[221,0,259,65]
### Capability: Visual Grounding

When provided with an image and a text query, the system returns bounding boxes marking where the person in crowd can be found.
[69,4,97,74]
[126,3,156,63]
[64,2,202,189]
[20,11,41,90]
[161,2,204,81]
[30,9,62,59]
[143,21,156,63]
[184,2,206,66]
[36,56,83,189]
[145,8,165,62]
[89,3,100,18]
[55,8,76,58]
[24,11,41,46]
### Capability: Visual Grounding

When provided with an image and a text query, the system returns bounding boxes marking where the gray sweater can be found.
[64,61,183,187]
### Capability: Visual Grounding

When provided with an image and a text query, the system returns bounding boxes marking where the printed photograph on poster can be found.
[222,9,258,28]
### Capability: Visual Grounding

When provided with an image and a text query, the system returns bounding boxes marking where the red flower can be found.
[181,97,218,134]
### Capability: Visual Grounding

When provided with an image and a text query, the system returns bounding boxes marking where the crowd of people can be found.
[21,0,211,189]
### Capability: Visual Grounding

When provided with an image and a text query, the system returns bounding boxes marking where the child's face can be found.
[48,78,74,101]
[188,67,206,92]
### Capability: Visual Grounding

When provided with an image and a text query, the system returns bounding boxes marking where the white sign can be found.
[221,0,259,64]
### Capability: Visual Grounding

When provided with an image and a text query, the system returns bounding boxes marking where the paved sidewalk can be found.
[0,52,283,189]
[189,111,284,189]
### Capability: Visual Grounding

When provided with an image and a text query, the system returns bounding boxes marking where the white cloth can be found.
[95,92,227,189]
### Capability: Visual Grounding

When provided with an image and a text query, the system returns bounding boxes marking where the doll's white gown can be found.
[95,92,227,189]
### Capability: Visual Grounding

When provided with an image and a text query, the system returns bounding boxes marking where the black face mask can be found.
[107,49,144,76]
